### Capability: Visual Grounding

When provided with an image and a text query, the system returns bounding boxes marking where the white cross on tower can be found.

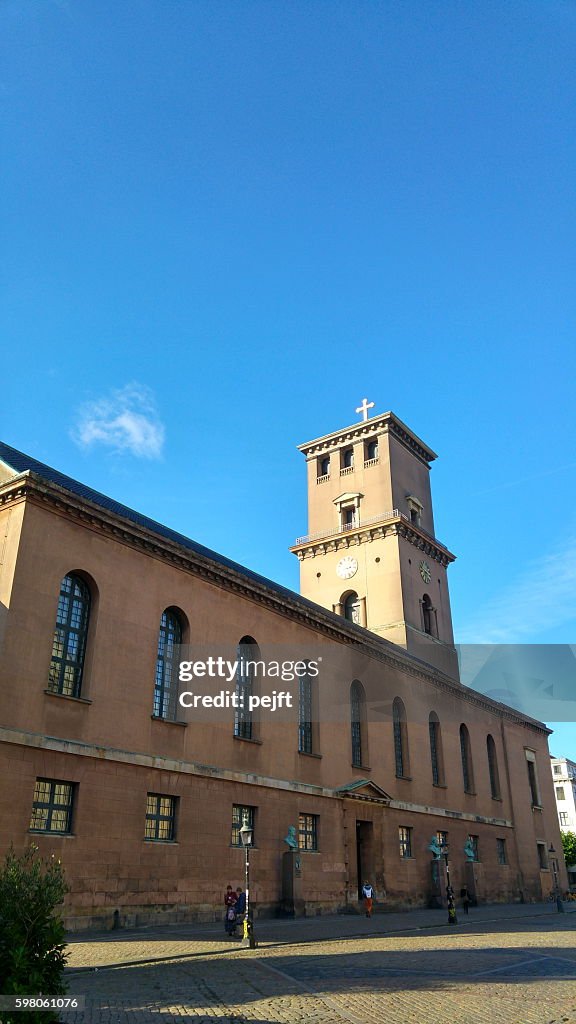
[355,398,375,422]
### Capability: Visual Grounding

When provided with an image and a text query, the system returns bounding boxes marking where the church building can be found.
[0,404,566,930]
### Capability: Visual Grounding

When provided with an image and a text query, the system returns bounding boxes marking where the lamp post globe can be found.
[240,819,253,848]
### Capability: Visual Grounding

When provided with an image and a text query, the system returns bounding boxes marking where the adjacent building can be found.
[550,755,576,889]
[551,756,576,833]
[0,407,567,930]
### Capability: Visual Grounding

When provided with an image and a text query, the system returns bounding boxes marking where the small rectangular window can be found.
[556,786,565,800]
[231,804,256,847]
[554,765,562,775]
[497,838,507,865]
[298,813,318,851]
[145,793,177,841]
[30,778,74,834]
[559,812,569,826]
[399,826,412,859]
[536,842,548,870]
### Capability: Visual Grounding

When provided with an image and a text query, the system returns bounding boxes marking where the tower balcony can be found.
[291,510,455,565]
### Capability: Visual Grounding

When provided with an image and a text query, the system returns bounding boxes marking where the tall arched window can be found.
[429,711,444,786]
[393,697,410,778]
[48,573,92,697]
[343,447,354,469]
[299,664,315,754]
[154,608,183,719]
[366,440,378,461]
[344,592,360,624]
[234,636,260,740]
[350,680,366,767]
[319,456,330,477]
[422,594,437,637]
[487,734,501,799]
[460,724,474,794]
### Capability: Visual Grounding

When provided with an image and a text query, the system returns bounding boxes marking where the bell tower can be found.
[290,401,458,678]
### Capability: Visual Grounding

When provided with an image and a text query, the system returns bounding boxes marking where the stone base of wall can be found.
[64,900,342,933]
[63,885,543,933]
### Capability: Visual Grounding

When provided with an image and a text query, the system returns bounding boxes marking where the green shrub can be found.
[0,845,69,1024]
[561,831,576,868]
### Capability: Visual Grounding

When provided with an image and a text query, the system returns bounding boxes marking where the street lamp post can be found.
[441,842,457,925]
[548,845,565,914]
[239,814,257,947]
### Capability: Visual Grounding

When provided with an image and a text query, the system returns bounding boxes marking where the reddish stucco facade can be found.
[0,431,567,931]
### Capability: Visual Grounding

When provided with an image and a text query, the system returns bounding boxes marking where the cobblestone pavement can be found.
[65,910,576,1024]
[65,903,568,970]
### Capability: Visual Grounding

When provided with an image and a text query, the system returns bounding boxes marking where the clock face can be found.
[419,560,432,584]
[336,556,358,580]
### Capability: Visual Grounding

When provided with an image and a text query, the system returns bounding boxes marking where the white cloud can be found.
[72,383,165,460]
[456,538,576,643]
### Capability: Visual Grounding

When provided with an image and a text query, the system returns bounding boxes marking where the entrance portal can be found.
[355,820,374,900]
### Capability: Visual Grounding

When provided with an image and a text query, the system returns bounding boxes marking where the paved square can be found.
[66,911,576,1024]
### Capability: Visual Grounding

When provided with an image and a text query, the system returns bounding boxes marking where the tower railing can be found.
[294,510,449,551]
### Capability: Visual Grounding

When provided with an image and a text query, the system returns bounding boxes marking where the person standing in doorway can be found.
[361,880,374,918]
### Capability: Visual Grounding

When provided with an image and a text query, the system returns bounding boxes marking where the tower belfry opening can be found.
[290,401,458,678]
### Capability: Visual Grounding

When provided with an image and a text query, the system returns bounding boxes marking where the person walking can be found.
[224,884,237,935]
[232,886,246,938]
[461,886,471,915]
[361,880,374,918]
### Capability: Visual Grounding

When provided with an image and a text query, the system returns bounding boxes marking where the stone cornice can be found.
[0,480,27,508]
[0,726,334,797]
[292,517,455,567]
[0,472,549,735]
[388,798,513,828]
[298,412,437,467]
[0,726,513,826]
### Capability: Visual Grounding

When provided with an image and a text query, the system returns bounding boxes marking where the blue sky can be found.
[2,1,575,756]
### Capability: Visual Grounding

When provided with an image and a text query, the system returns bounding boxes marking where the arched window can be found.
[487,734,501,799]
[350,680,366,767]
[422,594,436,637]
[154,608,183,719]
[234,636,260,740]
[299,664,314,754]
[366,440,378,461]
[48,573,91,697]
[344,592,360,624]
[343,447,354,469]
[429,712,444,786]
[393,697,410,778]
[319,456,330,477]
[460,724,474,794]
